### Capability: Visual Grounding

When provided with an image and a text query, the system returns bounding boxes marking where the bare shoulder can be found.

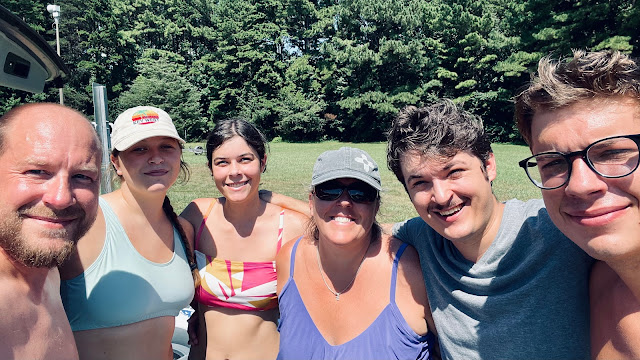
[590,261,640,359]
[387,235,433,336]
[386,236,425,299]
[180,198,217,223]
[276,234,299,265]
[388,237,420,268]
[59,204,106,280]
[177,216,195,248]
[276,235,303,294]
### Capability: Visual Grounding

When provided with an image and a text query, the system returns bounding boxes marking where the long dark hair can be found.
[163,196,200,288]
[206,118,269,171]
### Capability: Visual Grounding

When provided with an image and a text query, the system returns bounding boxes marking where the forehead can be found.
[400,149,479,173]
[3,109,100,166]
[213,135,258,156]
[530,98,640,152]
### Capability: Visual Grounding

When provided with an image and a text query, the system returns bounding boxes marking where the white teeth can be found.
[333,216,352,223]
[228,180,248,188]
[438,204,463,216]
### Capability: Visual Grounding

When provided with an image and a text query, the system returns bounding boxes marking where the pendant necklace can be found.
[315,241,370,301]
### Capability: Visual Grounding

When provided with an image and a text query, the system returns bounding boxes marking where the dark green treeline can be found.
[2,0,639,142]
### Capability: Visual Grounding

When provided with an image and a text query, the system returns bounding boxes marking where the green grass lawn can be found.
[168,141,543,224]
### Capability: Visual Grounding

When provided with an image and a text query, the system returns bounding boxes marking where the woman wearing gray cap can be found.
[276,147,438,360]
[59,106,198,360]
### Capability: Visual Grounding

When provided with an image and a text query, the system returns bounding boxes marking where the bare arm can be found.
[276,238,296,296]
[260,190,310,217]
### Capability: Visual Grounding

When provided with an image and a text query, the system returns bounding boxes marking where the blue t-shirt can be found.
[393,199,593,360]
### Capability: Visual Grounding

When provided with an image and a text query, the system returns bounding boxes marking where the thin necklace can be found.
[315,241,370,301]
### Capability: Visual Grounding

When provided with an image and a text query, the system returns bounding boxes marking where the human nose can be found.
[563,157,607,198]
[42,175,75,209]
[229,161,240,176]
[431,180,452,204]
[148,150,164,164]
[335,189,353,206]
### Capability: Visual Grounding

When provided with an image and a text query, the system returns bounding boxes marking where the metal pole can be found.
[48,4,63,104]
[92,83,112,194]
[54,17,63,104]
[55,18,64,105]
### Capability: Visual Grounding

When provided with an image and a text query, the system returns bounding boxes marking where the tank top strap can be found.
[390,242,408,304]
[275,209,285,254]
[195,199,217,250]
[289,236,304,279]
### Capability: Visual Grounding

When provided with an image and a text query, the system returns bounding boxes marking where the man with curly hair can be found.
[388,99,593,359]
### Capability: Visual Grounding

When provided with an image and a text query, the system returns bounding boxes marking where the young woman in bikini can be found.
[181,118,307,360]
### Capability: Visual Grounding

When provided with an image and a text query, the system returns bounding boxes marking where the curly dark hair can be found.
[387,99,492,189]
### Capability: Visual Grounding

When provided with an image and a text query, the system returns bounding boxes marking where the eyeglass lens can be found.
[523,136,640,189]
[314,181,378,203]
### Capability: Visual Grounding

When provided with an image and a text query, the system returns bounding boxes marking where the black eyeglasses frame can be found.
[519,134,640,190]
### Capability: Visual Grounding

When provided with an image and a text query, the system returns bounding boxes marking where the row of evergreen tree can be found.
[2,0,639,142]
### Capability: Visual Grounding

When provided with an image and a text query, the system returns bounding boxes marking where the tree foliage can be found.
[2,0,639,142]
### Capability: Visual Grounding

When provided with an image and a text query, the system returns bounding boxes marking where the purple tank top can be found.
[277,237,434,360]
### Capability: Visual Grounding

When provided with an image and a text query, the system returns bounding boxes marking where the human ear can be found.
[484,153,497,182]
[110,154,123,176]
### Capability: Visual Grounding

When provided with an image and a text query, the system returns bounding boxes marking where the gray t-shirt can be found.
[393,199,593,360]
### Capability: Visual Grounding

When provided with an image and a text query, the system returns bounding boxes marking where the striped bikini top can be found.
[193,199,284,311]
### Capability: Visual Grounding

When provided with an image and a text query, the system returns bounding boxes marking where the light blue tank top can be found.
[277,237,434,360]
[60,198,195,331]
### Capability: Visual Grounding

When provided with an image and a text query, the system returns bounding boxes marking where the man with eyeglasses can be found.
[387,99,593,359]
[515,50,640,359]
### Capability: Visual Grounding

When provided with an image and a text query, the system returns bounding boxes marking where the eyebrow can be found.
[406,159,462,181]
[213,152,255,161]
[22,157,99,172]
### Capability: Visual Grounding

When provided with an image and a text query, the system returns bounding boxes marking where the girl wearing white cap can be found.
[181,118,307,360]
[60,106,198,360]
[276,147,438,360]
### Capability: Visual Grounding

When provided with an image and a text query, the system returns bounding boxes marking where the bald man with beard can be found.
[0,103,101,360]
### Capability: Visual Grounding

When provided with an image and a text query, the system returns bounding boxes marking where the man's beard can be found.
[0,204,95,268]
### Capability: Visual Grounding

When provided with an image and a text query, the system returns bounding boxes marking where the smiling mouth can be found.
[565,205,629,225]
[226,180,249,188]
[332,216,353,223]
[435,203,464,217]
[25,215,75,226]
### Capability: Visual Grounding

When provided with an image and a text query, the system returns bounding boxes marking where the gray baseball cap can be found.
[311,147,382,190]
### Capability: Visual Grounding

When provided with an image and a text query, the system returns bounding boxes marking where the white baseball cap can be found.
[110,106,185,151]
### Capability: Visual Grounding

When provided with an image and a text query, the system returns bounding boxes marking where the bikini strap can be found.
[195,199,217,250]
[390,242,408,304]
[289,236,304,279]
[275,209,285,254]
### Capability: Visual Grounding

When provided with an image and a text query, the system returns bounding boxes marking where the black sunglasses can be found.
[313,180,379,204]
